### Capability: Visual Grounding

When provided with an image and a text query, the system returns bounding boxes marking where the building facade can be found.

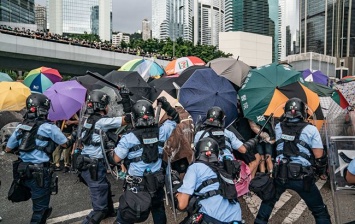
[0,0,35,24]
[35,4,46,31]
[142,19,151,40]
[194,0,224,46]
[112,32,130,46]
[47,0,112,41]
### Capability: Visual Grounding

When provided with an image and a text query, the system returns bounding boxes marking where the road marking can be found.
[47,202,120,224]
[282,180,326,224]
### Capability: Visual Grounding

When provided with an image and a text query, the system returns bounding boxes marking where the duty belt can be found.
[276,150,311,160]
[124,175,146,192]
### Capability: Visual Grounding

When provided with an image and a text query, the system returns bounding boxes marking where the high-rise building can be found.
[224,0,279,61]
[47,0,112,41]
[0,0,35,24]
[152,0,193,42]
[194,0,224,46]
[35,4,46,31]
[112,32,130,46]
[278,0,286,60]
[286,25,292,55]
[142,19,151,40]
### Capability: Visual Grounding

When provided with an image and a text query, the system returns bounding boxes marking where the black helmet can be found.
[131,100,155,127]
[204,106,225,127]
[26,93,51,118]
[195,137,219,163]
[284,97,307,119]
[86,90,110,114]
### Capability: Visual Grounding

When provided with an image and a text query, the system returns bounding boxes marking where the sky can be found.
[35,0,152,34]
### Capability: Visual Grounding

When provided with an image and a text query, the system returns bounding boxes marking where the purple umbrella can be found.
[302,69,329,86]
[44,80,87,121]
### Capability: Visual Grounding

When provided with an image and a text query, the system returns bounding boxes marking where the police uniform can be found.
[255,98,331,224]
[348,159,355,175]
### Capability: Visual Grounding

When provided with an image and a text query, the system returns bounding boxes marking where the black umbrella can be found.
[149,77,178,101]
[71,73,103,92]
[93,70,151,102]
[174,65,206,87]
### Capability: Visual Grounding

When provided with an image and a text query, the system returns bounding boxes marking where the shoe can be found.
[63,166,70,173]
[339,152,352,163]
[54,166,62,171]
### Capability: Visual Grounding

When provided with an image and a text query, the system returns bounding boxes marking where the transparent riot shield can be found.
[325,102,355,224]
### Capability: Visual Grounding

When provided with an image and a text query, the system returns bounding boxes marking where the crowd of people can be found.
[0,25,174,61]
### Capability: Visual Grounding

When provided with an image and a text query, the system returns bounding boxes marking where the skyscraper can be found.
[47,0,112,41]
[194,0,225,46]
[35,4,47,31]
[278,0,286,60]
[0,0,35,24]
[142,19,151,41]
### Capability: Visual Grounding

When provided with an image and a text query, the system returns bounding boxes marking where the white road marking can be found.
[47,202,120,224]
[282,180,326,224]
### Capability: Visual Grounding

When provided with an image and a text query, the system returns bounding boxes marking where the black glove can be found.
[171,170,182,193]
[157,96,171,110]
[124,113,132,123]
[314,154,328,177]
[243,137,258,151]
[157,96,180,123]
[119,86,132,113]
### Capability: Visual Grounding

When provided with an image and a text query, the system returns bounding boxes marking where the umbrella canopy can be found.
[0,82,31,111]
[334,80,355,106]
[44,80,87,121]
[339,76,355,83]
[0,72,13,82]
[119,59,165,82]
[206,57,251,89]
[238,63,302,127]
[174,65,206,87]
[302,69,329,86]
[263,81,325,131]
[93,70,151,103]
[71,73,103,92]
[149,77,178,101]
[302,81,335,97]
[179,68,238,127]
[165,56,205,76]
[331,90,349,109]
[24,66,62,93]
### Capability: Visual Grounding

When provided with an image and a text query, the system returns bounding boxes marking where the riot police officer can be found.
[112,97,180,224]
[176,137,243,224]
[5,93,72,224]
[255,98,331,224]
[77,89,130,224]
[194,106,258,172]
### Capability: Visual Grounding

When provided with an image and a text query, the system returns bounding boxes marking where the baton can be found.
[86,70,121,90]
[255,113,274,139]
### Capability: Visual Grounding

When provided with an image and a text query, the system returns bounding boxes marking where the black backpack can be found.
[249,172,276,201]
[118,189,151,223]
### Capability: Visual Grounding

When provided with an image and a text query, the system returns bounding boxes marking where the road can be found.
[1,152,355,224]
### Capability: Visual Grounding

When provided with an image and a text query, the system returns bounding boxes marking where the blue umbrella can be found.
[0,72,13,82]
[179,68,238,127]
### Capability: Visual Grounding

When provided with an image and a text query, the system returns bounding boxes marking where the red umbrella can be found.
[165,56,205,76]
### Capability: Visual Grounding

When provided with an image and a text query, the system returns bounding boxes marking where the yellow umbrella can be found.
[0,82,31,111]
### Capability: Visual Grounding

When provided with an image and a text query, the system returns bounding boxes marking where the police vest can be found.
[199,127,230,151]
[81,114,103,146]
[276,121,313,161]
[125,126,164,165]
[16,118,56,155]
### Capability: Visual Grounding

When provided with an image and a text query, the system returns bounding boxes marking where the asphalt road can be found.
[1,152,355,224]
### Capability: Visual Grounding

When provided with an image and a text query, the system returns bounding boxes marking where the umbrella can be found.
[263,81,325,131]
[119,59,165,82]
[93,70,151,103]
[331,90,349,109]
[173,65,206,87]
[149,77,178,101]
[238,63,302,127]
[302,81,335,97]
[44,80,87,121]
[165,56,205,76]
[206,57,251,89]
[302,69,329,86]
[71,73,103,92]
[339,76,355,83]
[0,82,31,111]
[334,81,355,106]
[0,72,13,82]
[179,68,238,127]
[24,66,62,93]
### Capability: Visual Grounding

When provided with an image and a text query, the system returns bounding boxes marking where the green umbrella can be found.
[0,72,13,82]
[302,81,335,97]
[238,63,302,126]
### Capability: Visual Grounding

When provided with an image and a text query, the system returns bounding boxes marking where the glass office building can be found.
[0,0,35,24]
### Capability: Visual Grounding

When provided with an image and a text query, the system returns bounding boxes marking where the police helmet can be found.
[284,97,307,119]
[195,137,219,163]
[86,90,110,114]
[26,93,51,118]
[204,106,225,128]
[131,100,155,127]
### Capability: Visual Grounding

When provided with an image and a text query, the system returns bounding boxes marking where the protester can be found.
[254,98,331,224]
[111,96,180,224]
[5,93,73,224]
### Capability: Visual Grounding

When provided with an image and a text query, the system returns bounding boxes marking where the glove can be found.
[124,113,132,123]
[157,96,180,123]
[171,170,182,193]
[119,86,132,113]
[243,137,258,151]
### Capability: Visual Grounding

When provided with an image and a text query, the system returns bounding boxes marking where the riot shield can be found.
[165,156,177,221]
[99,129,119,180]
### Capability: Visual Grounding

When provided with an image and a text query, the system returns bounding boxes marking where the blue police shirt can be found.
[275,120,323,166]
[194,129,243,161]
[348,159,355,175]
[178,162,242,222]
[7,123,67,164]
[114,120,176,176]
[81,116,122,159]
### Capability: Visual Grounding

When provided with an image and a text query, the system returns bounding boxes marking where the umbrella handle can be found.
[155,103,162,125]
[255,113,274,139]
[60,120,66,131]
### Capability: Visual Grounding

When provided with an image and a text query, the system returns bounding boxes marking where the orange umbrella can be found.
[165,56,205,76]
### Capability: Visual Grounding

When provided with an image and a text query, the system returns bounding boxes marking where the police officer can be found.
[255,98,331,224]
[112,96,179,224]
[78,89,130,224]
[5,93,72,224]
[176,137,243,224]
[194,106,258,172]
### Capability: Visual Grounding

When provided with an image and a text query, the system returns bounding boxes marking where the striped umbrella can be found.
[23,67,62,93]
[119,59,165,82]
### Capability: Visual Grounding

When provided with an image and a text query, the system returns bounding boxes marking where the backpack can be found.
[249,172,276,201]
[118,189,151,223]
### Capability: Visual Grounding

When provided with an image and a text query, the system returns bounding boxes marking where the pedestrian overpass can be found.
[0,32,170,76]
